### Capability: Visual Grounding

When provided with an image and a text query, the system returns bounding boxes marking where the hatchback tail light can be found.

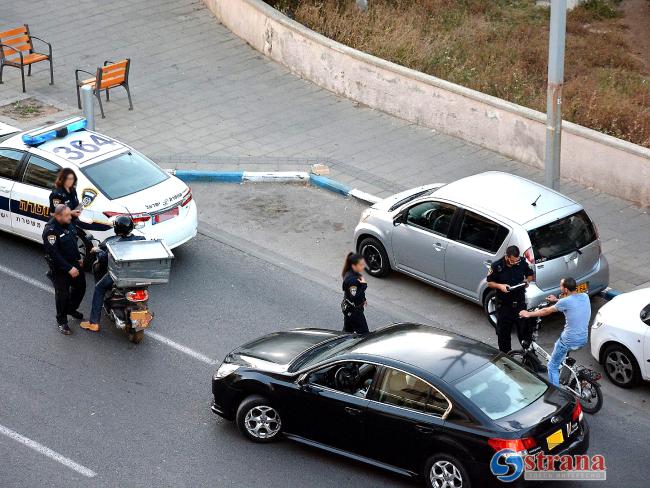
[571,402,584,422]
[126,290,149,302]
[488,437,537,453]
[181,188,193,207]
[103,211,151,224]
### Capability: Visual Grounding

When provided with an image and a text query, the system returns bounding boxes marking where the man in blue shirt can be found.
[519,277,591,386]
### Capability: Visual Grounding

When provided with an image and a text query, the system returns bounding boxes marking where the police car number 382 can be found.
[0,117,198,253]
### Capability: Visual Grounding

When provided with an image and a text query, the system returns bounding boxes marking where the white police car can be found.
[0,117,197,258]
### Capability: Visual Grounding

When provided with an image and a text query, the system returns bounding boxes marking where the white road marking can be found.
[0,265,217,365]
[0,424,97,478]
[0,264,55,294]
[146,331,217,365]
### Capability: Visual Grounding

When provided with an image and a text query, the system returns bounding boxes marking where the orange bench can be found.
[75,59,133,118]
[0,24,53,92]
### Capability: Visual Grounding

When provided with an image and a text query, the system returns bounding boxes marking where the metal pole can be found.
[81,85,95,131]
[544,0,567,190]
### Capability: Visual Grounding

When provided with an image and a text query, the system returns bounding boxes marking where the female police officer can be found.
[49,168,81,219]
[341,252,369,335]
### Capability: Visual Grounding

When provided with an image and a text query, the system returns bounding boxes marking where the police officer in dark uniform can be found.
[341,252,369,335]
[487,245,534,353]
[49,168,81,219]
[43,204,86,335]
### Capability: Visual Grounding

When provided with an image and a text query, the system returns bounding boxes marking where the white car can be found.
[0,117,197,259]
[591,288,650,388]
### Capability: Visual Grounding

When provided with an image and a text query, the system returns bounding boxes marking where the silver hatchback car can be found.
[354,172,609,326]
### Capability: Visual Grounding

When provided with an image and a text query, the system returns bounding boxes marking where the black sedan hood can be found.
[229,329,344,369]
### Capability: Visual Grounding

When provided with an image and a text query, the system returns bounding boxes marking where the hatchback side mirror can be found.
[393,212,404,226]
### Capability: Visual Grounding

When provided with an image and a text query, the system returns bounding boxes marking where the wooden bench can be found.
[0,24,53,92]
[75,59,133,118]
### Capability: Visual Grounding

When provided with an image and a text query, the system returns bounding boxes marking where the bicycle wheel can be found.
[570,378,603,414]
[508,350,536,371]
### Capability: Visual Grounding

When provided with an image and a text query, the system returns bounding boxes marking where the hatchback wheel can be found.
[603,344,641,388]
[236,395,282,443]
[425,454,470,488]
[358,237,391,277]
[482,290,497,329]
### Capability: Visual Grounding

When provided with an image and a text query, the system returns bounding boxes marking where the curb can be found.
[169,169,381,205]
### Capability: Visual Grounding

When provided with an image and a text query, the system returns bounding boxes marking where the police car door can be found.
[0,148,25,231]
[10,154,61,239]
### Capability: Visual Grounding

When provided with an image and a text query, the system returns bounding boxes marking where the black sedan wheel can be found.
[603,344,641,388]
[425,454,471,488]
[236,395,282,443]
[358,237,390,277]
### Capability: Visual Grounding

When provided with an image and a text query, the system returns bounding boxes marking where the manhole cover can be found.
[0,97,60,120]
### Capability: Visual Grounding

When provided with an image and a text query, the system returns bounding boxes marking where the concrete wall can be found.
[203,0,650,206]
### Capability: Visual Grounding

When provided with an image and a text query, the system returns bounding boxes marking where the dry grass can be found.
[267,0,650,147]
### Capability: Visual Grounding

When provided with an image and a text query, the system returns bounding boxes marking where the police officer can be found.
[341,252,369,335]
[49,168,81,219]
[487,245,534,353]
[80,216,145,332]
[43,204,86,335]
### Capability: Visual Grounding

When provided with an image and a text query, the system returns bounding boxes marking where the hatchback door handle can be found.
[433,243,444,251]
[415,424,434,434]
[344,407,362,416]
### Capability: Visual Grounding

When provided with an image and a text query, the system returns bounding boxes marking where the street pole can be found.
[545,0,567,190]
[81,85,95,131]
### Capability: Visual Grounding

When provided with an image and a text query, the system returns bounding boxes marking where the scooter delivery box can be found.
[107,239,174,287]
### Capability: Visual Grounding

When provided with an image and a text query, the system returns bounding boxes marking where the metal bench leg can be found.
[49,59,53,85]
[95,91,105,118]
[125,83,133,110]
[20,65,26,92]
[106,88,110,102]
[0,63,4,84]
[27,64,32,76]
[76,85,82,109]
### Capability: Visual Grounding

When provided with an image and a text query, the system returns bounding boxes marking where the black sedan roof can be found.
[348,323,498,382]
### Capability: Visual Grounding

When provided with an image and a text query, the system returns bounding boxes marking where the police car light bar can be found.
[22,117,87,146]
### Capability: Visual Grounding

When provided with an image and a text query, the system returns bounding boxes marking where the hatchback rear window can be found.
[455,356,547,420]
[528,210,597,263]
[81,151,168,200]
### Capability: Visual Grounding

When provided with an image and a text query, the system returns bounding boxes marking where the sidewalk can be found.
[1,0,648,292]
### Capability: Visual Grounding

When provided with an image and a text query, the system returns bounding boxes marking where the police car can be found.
[0,117,197,260]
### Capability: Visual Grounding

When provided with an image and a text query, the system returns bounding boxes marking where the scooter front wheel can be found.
[577,379,603,414]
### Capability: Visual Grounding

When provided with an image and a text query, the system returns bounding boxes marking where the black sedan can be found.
[211,324,589,488]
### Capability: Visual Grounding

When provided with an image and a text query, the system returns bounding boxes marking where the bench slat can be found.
[102,60,128,73]
[3,35,31,46]
[0,26,28,39]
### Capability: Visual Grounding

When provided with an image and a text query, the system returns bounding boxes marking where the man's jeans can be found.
[90,274,114,324]
[548,336,587,386]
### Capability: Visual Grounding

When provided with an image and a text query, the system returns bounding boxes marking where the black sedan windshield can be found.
[289,336,361,372]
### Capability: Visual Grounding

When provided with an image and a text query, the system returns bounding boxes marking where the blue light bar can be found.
[22,116,87,146]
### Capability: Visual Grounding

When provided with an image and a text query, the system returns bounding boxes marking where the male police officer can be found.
[43,204,86,335]
[486,245,534,353]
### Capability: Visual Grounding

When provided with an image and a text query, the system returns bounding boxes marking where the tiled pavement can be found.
[0,0,648,291]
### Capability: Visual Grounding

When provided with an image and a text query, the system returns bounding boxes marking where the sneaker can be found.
[68,310,83,320]
[58,323,72,335]
[80,321,99,332]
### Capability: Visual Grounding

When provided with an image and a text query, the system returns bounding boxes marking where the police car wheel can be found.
[76,232,93,272]
[358,237,390,278]
[483,290,498,329]
[424,453,471,488]
[236,395,282,443]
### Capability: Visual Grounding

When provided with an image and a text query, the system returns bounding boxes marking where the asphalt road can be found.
[0,225,648,487]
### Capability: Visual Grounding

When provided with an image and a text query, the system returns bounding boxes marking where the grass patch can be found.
[266,0,650,147]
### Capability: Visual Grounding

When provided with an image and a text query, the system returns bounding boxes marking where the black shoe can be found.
[67,310,83,320]
[58,323,72,335]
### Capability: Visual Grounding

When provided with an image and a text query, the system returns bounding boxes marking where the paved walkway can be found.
[1,0,648,291]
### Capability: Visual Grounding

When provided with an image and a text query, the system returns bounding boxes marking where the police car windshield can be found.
[81,150,169,200]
